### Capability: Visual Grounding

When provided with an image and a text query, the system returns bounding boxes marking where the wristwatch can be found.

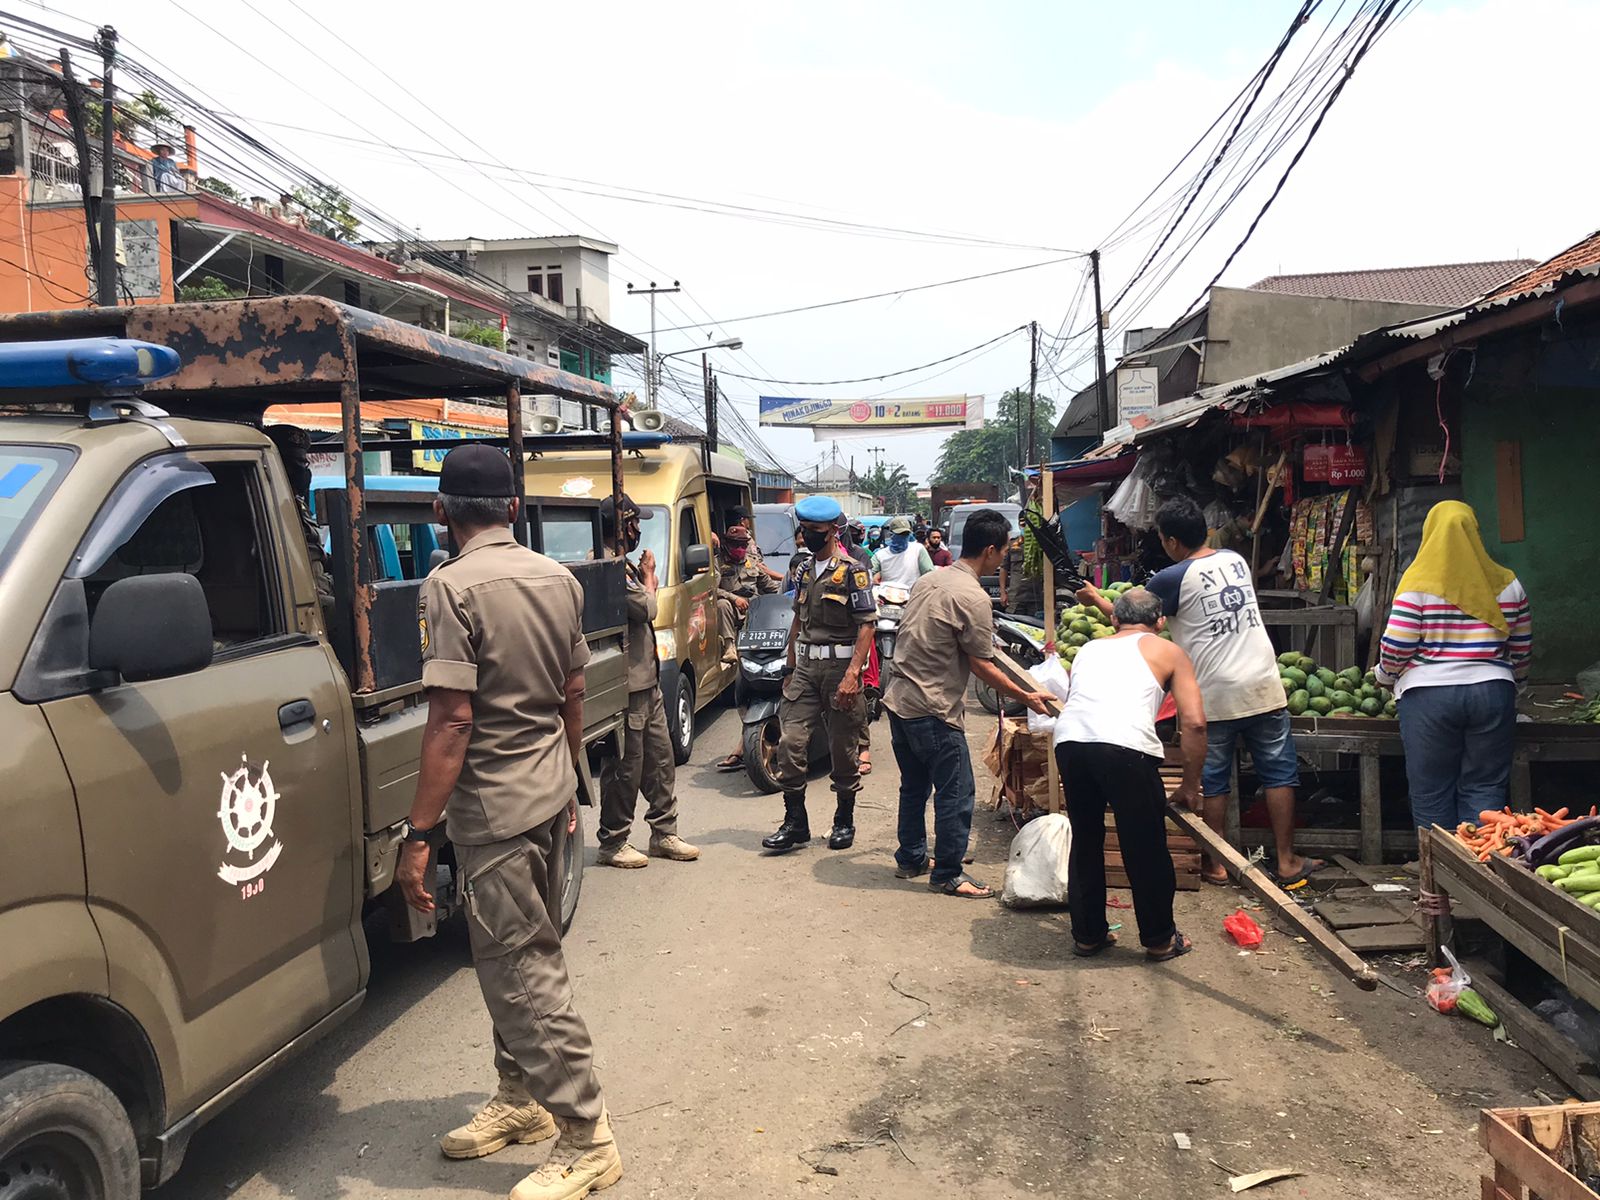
[399,819,433,844]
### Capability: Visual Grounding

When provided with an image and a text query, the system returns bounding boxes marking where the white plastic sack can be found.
[1025,656,1070,735]
[1002,813,1073,908]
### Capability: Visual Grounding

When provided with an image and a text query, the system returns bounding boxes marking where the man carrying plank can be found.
[1050,586,1207,960]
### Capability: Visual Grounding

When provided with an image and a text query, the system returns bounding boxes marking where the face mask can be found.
[728,546,747,562]
[889,533,910,553]
[800,528,831,554]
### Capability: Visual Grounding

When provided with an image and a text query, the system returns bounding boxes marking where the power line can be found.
[716,326,1027,387]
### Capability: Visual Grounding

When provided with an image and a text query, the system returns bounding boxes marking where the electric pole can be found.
[864,445,886,470]
[96,25,117,307]
[1091,249,1110,436]
[701,351,716,473]
[57,49,101,284]
[627,280,680,410]
[1027,319,1039,465]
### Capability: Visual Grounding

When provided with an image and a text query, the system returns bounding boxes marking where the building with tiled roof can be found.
[1482,232,1600,302]
[1248,260,1534,308]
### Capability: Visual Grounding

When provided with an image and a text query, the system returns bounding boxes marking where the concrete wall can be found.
[1460,333,1600,682]
[1204,288,1446,387]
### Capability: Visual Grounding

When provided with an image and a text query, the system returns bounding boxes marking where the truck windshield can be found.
[949,504,1021,555]
[0,446,75,576]
[753,511,794,556]
[626,504,670,574]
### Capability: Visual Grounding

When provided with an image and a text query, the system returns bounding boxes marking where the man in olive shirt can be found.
[885,508,1051,898]
[598,492,698,867]
[397,444,621,1200]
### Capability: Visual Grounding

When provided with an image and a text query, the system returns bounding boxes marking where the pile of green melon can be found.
[1279,651,1396,718]
[1055,581,1171,672]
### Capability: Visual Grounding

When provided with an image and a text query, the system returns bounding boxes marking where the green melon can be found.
[1296,655,1318,673]
[1329,689,1358,709]
[1359,697,1382,716]
[1305,676,1325,698]
[1288,689,1310,716]
[1283,667,1308,687]
[1315,667,1337,688]
[1308,696,1334,714]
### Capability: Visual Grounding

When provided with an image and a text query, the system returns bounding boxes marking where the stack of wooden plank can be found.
[1104,820,1202,891]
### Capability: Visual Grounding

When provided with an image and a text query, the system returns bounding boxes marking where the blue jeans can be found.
[1398,680,1517,831]
[889,712,975,886]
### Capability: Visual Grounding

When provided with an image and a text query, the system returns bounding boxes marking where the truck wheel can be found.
[559,802,585,936]
[0,1062,139,1200]
[667,672,695,765]
[742,720,782,795]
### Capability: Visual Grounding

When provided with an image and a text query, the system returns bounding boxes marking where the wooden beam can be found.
[1042,465,1060,814]
[1463,960,1600,1102]
[1165,803,1378,990]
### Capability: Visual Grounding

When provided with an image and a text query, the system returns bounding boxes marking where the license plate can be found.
[739,629,788,650]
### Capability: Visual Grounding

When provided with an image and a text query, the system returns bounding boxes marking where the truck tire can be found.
[0,1061,139,1200]
[666,671,695,765]
[742,719,782,795]
[559,802,585,936]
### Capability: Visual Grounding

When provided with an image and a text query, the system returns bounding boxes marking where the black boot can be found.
[827,795,856,850]
[762,796,811,853]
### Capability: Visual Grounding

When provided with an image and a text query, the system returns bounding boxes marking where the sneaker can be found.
[439,1077,556,1160]
[648,833,700,861]
[596,843,648,869]
[509,1110,623,1200]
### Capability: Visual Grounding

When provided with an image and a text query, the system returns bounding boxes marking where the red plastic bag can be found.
[1223,909,1263,948]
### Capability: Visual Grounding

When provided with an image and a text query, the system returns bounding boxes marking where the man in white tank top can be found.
[1053,587,1207,962]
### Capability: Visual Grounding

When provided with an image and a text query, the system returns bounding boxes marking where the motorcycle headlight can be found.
[761,658,787,676]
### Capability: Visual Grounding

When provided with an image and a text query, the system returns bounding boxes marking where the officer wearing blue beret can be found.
[762,495,878,853]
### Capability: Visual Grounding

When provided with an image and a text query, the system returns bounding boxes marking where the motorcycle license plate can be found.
[739,629,789,650]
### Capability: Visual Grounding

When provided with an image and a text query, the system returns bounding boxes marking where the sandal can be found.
[929,873,994,899]
[1270,858,1329,888]
[714,753,744,773]
[859,754,873,777]
[1073,933,1118,958]
[1146,931,1193,963]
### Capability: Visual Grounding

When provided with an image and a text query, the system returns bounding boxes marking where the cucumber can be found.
[1537,864,1574,881]
[1559,845,1600,866]
[1556,873,1600,893]
[1456,987,1499,1027]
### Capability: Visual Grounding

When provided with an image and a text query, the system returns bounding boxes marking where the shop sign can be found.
[1116,366,1159,423]
[1327,443,1367,486]
[410,420,495,473]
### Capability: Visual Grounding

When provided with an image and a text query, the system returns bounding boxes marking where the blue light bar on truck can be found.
[0,337,182,390]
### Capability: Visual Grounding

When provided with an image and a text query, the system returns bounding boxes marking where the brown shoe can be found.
[596,843,648,869]
[440,1077,557,1159]
[509,1108,622,1199]
[648,833,700,861]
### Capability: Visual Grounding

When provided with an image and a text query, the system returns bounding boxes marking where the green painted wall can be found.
[1463,384,1599,682]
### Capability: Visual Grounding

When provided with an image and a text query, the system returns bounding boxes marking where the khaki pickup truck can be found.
[0,298,631,1197]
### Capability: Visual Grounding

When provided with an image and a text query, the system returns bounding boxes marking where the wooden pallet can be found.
[1481,1101,1600,1199]
[1105,822,1203,891]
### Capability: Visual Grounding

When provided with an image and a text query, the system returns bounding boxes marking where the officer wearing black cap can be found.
[596,491,698,869]
[762,494,877,854]
[399,442,621,1194]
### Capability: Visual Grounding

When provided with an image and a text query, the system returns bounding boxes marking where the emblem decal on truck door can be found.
[217,755,284,895]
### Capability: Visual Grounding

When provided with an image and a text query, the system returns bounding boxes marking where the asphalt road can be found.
[161,697,1550,1199]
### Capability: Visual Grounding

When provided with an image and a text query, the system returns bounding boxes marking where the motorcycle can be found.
[734,592,793,794]
[866,582,910,722]
[974,609,1049,716]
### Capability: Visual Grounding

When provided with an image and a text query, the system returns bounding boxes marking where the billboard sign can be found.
[758,394,976,430]
[1116,366,1159,423]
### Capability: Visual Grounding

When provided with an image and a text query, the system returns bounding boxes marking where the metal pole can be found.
[1027,319,1038,464]
[507,381,529,548]
[701,351,713,474]
[1091,249,1110,435]
[96,25,117,307]
[648,290,656,409]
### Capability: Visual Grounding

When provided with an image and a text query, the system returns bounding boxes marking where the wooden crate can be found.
[1105,820,1203,891]
[1482,1102,1600,1200]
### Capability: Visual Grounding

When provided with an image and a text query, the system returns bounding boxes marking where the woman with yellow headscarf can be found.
[1375,501,1532,831]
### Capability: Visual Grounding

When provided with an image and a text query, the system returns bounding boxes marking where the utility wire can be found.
[716,326,1026,387]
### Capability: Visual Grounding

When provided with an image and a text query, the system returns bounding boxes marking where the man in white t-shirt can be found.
[1079,497,1322,887]
[871,515,934,589]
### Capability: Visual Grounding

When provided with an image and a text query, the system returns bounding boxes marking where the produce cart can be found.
[1482,1100,1600,1200]
[1423,825,1600,1101]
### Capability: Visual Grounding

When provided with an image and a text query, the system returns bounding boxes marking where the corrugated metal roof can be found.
[1248,259,1534,307]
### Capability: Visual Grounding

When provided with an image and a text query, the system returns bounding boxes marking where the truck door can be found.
[31,448,363,1117]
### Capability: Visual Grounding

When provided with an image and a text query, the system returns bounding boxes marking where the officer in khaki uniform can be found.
[396,444,621,1200]
[715,523,779,665]
[762,494,877,854]
[597,492,699,868]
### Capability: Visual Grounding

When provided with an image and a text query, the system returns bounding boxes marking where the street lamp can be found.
[650,338,746,460]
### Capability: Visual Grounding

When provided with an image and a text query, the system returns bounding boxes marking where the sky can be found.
[14,0,1600,483]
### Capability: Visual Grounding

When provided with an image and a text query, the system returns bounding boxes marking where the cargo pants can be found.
[456,812,605,1122]
[774,654,867,806]
[599,687,678,847]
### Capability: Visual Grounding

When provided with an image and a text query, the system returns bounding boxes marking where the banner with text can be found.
[758,394,981,432]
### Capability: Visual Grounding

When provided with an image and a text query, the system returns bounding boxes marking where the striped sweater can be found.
[1375,581,1531,699]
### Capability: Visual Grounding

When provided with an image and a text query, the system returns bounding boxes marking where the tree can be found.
[291,181,360,242]
[930,388,1057,488]
[451,319,506,350]
[199,176,244,202]
[858,461,917,515]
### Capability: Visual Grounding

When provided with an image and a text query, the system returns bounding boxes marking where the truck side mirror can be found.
[684,543,712,576]
[89,574,214,683]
